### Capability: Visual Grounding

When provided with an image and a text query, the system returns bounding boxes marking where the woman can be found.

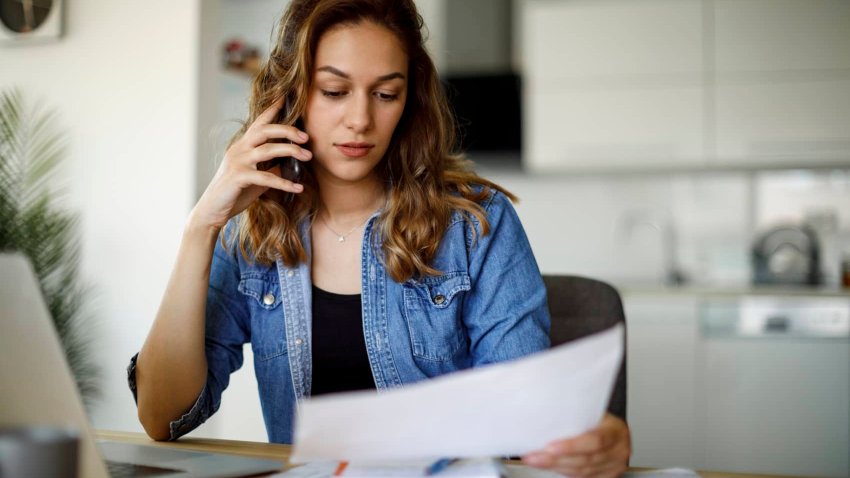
[130,0,630,476]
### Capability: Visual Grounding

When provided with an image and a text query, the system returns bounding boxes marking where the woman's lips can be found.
[335,143,374,158]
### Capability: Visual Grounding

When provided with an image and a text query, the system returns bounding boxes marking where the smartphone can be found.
[270,100,304,203]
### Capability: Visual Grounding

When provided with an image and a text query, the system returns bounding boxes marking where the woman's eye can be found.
[321,90,345,98]
[375,92,399,102]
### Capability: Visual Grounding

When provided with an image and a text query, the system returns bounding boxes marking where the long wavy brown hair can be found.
[229,0,515,282]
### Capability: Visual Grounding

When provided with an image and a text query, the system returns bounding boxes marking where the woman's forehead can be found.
[313,21,408,80]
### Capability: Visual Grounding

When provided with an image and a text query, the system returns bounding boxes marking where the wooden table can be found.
[95,430,797,478]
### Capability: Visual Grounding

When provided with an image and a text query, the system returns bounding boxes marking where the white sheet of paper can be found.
[267,463,700,478]
[290,324,623,463]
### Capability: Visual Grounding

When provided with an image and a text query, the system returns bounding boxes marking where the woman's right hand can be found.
[191,98,312,230]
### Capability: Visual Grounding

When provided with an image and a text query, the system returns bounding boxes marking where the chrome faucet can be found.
[615,208,687,286]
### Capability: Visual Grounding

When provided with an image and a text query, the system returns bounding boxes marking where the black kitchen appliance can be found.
[752,223,821,285]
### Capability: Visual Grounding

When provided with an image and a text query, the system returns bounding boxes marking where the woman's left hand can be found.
[521,413,631,478]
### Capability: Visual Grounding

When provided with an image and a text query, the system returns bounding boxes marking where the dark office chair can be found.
[542,275,627,421]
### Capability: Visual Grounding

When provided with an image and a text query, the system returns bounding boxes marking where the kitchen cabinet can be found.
[522,0,705,173]
[712,0,850,167]
[522,0,704,81]
[623,294,700,469]
[714,79,850,167]
[712,0,850,73]
[622,289,850,476]
[521,0,850,172]
[697,297,850,477]
[526,86,705,172]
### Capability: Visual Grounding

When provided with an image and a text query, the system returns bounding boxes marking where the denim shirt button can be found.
[262,293,275,306]
[433,294,446,305]
[286,270,294,278]
[294,338,303,345]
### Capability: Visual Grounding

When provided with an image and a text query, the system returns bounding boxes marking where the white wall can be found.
[0,0,201,433]
[480,167,850,289]
[480,168,754,286]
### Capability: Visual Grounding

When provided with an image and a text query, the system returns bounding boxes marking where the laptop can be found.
[0,253,284,477]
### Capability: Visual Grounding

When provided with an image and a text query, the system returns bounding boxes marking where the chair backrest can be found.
[542,275,627,421]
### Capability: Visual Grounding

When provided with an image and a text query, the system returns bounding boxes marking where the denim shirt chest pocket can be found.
[237,273,287,361]
[403,272,470,361]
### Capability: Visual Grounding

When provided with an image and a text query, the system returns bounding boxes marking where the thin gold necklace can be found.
[319,213,371,243]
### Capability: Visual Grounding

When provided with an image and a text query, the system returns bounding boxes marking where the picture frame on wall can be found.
[0,0,64,44]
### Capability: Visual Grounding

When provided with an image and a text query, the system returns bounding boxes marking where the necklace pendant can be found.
[338,236,345,243]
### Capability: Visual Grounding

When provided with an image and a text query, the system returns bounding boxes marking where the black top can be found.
[310,285,376,396]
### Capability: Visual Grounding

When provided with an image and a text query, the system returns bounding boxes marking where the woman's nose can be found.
[344,94,372,133]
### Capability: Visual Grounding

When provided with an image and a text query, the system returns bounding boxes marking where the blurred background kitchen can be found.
[1,0,848,476]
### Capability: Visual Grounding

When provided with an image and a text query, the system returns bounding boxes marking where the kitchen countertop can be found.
[614,282,850,298]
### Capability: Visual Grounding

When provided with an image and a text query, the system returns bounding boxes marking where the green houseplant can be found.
[0,88,100,408]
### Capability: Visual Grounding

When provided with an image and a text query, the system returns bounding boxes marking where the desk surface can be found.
[95,430,796,478]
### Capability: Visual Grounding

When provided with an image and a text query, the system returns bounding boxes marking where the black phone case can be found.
[270,101,304,203]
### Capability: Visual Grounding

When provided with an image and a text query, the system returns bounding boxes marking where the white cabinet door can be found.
[526,86,705,171]
[698,339,850,476]
[714,78,850,167]
[713,0,850,73]
[623,294,699,469]
[712,0,850,166]
[522,0,705,173]
[523,0,703,81]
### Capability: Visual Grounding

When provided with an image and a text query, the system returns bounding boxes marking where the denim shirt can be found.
[128,188,550,444]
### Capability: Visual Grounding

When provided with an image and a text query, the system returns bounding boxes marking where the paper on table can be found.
[266,463,701,478]
[290,323,623,463]
[504,465,702,478]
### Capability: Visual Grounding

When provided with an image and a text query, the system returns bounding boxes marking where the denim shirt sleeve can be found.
[126,219,251,440]
[125,351,215,439]
[462,190,551,364]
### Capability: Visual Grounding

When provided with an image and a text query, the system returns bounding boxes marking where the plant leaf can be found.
[0,88,101,409]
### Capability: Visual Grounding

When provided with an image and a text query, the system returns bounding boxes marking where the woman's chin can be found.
[315,157,383,185]
[322,166,380,185]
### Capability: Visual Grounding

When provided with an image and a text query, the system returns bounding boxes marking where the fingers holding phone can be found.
[264,98,309,203]
[192,98,312,230]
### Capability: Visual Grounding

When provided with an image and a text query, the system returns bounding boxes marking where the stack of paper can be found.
[291,324,624,463]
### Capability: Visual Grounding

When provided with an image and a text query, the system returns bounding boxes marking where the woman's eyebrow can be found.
[317,65,405,82]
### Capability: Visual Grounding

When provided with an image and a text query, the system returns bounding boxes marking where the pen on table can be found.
[426,458,460,475]
[333,461,349,476]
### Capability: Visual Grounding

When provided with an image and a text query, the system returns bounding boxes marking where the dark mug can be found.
[0,426,79,478]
